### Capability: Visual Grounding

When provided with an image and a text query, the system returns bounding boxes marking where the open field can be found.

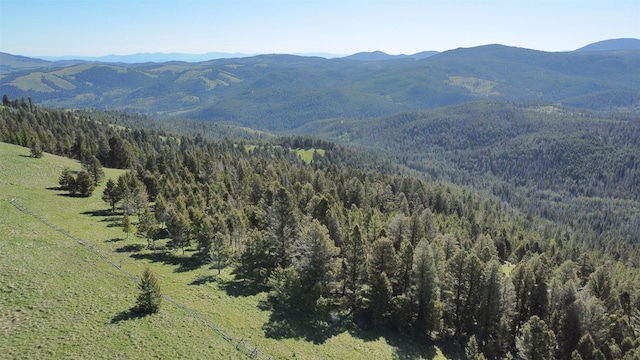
[0,142,457,359]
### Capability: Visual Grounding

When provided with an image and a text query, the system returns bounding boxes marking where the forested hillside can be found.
[299,102,640,264]
[2,98,639,359]
[2,45,639,131]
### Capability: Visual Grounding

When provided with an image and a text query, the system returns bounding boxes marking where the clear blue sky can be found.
[1,0,638,57]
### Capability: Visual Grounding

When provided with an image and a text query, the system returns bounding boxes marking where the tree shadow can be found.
[105,237,124,243]
[130,251,203,273]
[189,274,218,286]
[219,277,268,297]
[81,209,114,217]
[79,209,121,227]
[391,338,460,360]
[54,192,77,198]
[110,308,150,324]
[261,307,346,345]
[260,302,455,358]
[116,243,145,252]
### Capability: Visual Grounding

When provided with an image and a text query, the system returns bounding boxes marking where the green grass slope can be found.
[0,143,244,359]
[0,142,457,359]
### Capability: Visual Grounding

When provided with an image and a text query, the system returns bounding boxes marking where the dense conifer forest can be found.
[1,97,639,359]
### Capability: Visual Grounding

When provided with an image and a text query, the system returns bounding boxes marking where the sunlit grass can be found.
[1,141,460,359]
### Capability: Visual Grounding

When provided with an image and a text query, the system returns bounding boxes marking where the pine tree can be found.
[81,155,104,185]
[137,205,158,249]
[342,224,368,315]
[102,178,122,213]
[476,260,505,351]
[166,209,190,254]
[293,219,340,308]
[265,187,299,270]
[369,271,393,325]
[135,267,162,314]
[465,335,487,360]
[516,315,556,360]
[75,170,95,197]
[122,213,133,239]
[412,240,440,336]
[59,167,75,192]
[209,232,230,275]
[30,142,43,158]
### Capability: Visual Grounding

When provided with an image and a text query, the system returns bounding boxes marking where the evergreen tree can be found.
[341,224,368,315]
[511,263,536,339]
[135,267,162,314]
[102,178,122,213]
[75,170,95,197]
[154,194,169,228]
[238,229,267,281]
[209,232,230,275]
[30,142,43,158]
[265,187,299,270]
[59,167,75,192]
[369,271,393,325]
[477,260,507,353]
[293,219,340,308]
[576,333,597,360]
[137,205,158,249]
[166,209,190,254]
[81,155,104,185]
[397,238,414,294]
[516,315,556,360]
[412,239,440,336]
[588,265,616,311]
[369,237,398,279]
[122,213,133,239]
[465,335,487,360]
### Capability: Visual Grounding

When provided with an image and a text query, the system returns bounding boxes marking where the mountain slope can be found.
[343,50,438,61]
[296,101,640,256]
[575,38,640,52]
[1,43,639,130]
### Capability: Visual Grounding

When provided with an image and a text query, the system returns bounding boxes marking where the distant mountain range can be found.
[344,50,439,61]
[575,38,640,52]
[8,38,637,64]
[1,39,639,131]
[37,52,257,63]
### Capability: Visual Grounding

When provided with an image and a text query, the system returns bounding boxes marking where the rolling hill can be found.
[574,38,640,52]
[2,41,639,131]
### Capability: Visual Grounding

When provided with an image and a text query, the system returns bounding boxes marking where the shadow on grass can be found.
[116,243,145,252]
[79,209,122,228]
[105,237,124,243]
[262,307,346,345]
[391,337,461,360]
[219,277,269,297]
[261,302,457,358]
[81,209,114,217]
[110,308,151,324]
[130,251,203,273]
[189,274,218,286]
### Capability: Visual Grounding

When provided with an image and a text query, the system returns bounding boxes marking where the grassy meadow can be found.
[0,142,457,359]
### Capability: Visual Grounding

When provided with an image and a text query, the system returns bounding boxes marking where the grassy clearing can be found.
[0,141,459,359]
[296,148,325,164]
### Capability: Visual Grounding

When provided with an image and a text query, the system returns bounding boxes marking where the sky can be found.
[0,0,639,57]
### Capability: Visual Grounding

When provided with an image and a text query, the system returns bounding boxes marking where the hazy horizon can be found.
[1,0,638,58]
